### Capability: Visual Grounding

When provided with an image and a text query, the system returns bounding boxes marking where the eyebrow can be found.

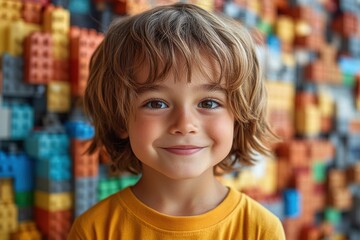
[136,83,227,94]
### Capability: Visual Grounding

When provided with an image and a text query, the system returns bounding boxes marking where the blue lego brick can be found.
[349,36,360,58]
[0,152,34,191]
[65,121,94,140]
[69,0,91,14]
[2,53,36,97]
[36,154,71,181]
[9,104,34,140]
[36,177,71,193]
[0,151,14,177]
[283,189,301,218]
[75,177,98,216]
[25,132,69,160]
[338,57,360,76]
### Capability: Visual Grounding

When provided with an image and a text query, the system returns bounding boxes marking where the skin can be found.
[127,56,235,216]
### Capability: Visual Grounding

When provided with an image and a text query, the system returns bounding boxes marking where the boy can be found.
[68,3,285,239]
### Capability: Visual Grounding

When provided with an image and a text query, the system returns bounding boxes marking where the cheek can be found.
[128,116,163,147]
[206,116,234,149]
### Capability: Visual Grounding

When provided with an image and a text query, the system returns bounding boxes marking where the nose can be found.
[169,107,198,135]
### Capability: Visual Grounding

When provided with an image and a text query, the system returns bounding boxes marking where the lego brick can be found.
[283,189,301,218]
[68,0,91,14]
[259,197,284,220]
[52,33,69,60]
[0,203,18,233]
[74,177,98,216]
[332,12,358,37]
[25,132,69,160]
[10,221,41,240]
[9,103,34,140]
[35,191,72,211]
[0,178,13,204]
[69,27,103,96]
[22,2,42,24]
[71,139,99,177]
[346,162,360,184]
[0,152,34,192]
[98,178,121,201]
[65,121,94,140]
[43,5,70,35]
[15,191,34,208]
[0,21,10,56]
[7,20,40,56]
[0,107,11,139]
[53,59,69,81]
[2,53,36,97]
[295,105,321,137]
[47,81,71,113]
[36,155,71,181]
[36,177,71,193]
[0,1,22,22]
[17,206,34,222]
[34,207,71,238]
[24,32,54,85]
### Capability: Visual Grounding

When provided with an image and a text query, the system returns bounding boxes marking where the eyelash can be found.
[142,98,222,110]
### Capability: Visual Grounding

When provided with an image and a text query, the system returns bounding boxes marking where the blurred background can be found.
[0,0,360,239]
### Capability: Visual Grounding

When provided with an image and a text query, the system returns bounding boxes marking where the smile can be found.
[161,146,204,155]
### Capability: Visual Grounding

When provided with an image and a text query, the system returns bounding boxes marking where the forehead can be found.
[133,52,222,86]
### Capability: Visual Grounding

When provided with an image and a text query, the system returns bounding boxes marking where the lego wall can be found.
[0,0,360,239]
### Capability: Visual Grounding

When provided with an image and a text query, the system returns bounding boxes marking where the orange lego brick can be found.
[295,91,316,108]
[276,141,309,167]
[71,139,99,177]
[327,187,352,210]
[349,119,360,134]
[299,224,321,240]
[267,109,294,140]
[22,2,42,24]
[24,32,53,84]
[69,27,103,96]
[320,116,333,134]
[305,61,326,83]
[326,169,346,189]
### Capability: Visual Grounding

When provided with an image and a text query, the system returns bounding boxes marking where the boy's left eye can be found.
[198,99,220,109]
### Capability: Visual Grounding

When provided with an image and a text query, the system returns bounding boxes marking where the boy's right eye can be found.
[144,100,168,109]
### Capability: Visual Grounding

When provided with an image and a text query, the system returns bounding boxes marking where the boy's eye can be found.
[198,99,220,109]
[144,100,168,109]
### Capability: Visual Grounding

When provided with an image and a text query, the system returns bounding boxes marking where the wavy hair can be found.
[84,3,277,174]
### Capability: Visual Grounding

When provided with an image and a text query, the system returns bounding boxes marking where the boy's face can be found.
[127,57,235,180]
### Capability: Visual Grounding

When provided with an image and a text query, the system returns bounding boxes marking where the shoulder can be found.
[67,189,126,239]
[235,191,285,239]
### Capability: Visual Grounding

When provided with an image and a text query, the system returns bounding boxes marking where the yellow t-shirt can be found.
[67,187,285,239]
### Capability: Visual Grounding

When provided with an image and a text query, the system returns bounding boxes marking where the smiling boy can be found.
[67,3,285,239]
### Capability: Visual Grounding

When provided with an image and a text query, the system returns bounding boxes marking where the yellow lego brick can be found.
[318,91,334,117]
[43,5,70,35]
[47,81,71,113]
[52,33,69,59]
[8,20,41,56]
[126,0,151,15]
[0,179,14,204]
[35,191,72,211]
[188,0,214,12]
[0,231,10,240]
[0,0,22,22]
[11,221,42,240]
[276,16,295,43]
[0,203,18,233]
[0,21,10,55]
[295,105,321,136]
[266,81,295,110]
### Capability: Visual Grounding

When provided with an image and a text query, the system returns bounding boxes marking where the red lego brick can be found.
[332,12,358,37]
[268,109,294,140]
[276,141,309,167]
[295,91,316,108]
[35,207,72,239]
[53,59,69,81]
[24,32,54,84]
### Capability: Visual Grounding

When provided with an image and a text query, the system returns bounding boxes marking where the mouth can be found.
[161,145,204,155]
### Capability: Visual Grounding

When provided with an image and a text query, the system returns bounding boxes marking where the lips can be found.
[161,145,204,155]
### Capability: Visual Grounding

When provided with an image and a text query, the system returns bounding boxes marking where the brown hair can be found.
[84,3,277,174]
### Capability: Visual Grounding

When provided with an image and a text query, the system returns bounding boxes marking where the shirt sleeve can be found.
[67,216,89,240]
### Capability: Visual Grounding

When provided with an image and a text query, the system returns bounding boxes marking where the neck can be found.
[131,168,228,216]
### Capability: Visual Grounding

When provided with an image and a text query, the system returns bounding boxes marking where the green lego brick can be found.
[15,191,34,207]
[312,161,326,183]
[324,207,341,224]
